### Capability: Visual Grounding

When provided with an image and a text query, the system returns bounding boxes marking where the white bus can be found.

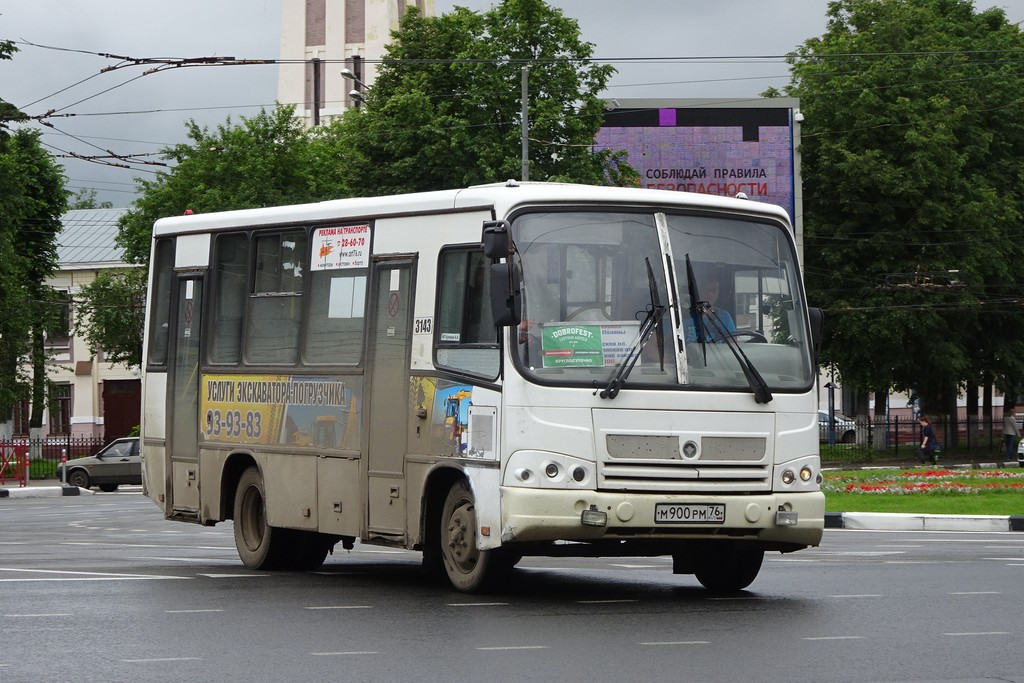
[141,181,825,592]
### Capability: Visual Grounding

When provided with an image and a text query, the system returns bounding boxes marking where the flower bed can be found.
[822,468,1024,495]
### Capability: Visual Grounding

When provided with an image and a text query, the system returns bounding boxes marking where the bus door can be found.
[366,257,414,539]
[167,274,203,516]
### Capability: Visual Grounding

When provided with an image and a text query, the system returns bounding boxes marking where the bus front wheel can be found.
[693,543,764,591]
[439,481,510,592]
[233,466,287,570]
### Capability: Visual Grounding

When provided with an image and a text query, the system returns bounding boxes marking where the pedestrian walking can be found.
[916,416,940,466]
[1002,404,1020,462]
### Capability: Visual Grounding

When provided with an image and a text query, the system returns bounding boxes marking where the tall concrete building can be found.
[278,0,435,126]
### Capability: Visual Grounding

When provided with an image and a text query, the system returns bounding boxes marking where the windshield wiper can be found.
[684,255,773,404]
[599,258,666,399]
[684,255,708,364]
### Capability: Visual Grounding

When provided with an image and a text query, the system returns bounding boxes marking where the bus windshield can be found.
[511,209,814,393]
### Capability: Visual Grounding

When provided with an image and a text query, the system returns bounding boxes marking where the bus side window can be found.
[304,270,367,365]
[209,233,249,365]
[147,238,175,366]
[245,231,305,365]
[435,248,499,379]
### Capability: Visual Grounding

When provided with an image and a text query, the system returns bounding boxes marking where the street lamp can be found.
[341,68,368,108]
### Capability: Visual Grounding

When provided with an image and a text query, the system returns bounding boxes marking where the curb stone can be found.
[0,485,85,498]
[826,511,1024,532]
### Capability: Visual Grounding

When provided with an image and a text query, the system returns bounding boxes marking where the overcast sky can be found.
[2,0,1023,206]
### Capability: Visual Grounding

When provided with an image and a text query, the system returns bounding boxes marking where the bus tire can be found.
[440,481,507,592]
[233,466,287,570]
[693,543,764,591]
[289,531,333,571]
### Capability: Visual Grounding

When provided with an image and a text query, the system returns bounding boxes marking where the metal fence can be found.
[18,436,109,461]
[1,436,109,480]
[821,414,1020,464]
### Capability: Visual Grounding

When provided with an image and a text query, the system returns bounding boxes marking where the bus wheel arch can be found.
[420,467,465,581]
[436,477,516,593]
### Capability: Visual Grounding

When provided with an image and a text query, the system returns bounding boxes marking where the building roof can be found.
[57,208,129,268]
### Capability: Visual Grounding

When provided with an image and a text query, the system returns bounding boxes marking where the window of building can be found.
[13,399,29,436]
[49,384,72,435]
[46,290,72,348]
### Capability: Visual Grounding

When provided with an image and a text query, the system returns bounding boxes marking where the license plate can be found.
[654,503,726,524]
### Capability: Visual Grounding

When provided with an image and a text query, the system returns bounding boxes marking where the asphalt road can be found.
[2,490,1023,683]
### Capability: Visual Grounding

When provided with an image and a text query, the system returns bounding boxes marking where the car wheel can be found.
[841,430,856,444]
[68,469,90,489]
[98,483,118,493]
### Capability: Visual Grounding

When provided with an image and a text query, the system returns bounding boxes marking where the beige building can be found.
[277,0,435,126]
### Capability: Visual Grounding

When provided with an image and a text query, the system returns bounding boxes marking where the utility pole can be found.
[521,66,529,181]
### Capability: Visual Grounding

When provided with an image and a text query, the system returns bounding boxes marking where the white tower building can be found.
[277,0,435,126]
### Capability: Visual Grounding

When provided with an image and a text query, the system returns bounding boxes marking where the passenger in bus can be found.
[686,270,736,342]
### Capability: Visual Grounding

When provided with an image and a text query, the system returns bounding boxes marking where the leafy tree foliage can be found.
[68,188,114,210]
[117,105,340,264]
[73,269,147,368]
[328,0,636,195]
[0,127,68,429]
[781,0,1024,414]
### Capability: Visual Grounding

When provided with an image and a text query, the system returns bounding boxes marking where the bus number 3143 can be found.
[205,409,263,439]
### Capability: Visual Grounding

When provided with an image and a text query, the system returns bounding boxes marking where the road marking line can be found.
[196,573,268,578]
[639,641,710,646]
[944,631,1011,636]
[0,567,188,582]
[166,609,224,613]
[609,563,658,568]
[477,645,549,651]
[304,605,373,610]
[5,613,72,618]
[949,591,1000,595]
[310,651,380,656]
[121,657,202,663]
[803,636,865,641]
[829,594,883,598]
[447,602,509,607]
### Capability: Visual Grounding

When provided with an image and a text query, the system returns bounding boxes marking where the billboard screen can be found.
[595,105,796,222]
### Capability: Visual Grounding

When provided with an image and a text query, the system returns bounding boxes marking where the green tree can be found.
[87,105,345,363]
[0,129,69,432]
[782,0,1024,417]
[117,105,337,264]
[328,0,636,196]
[68,188,114,210]
[73,269,147,368]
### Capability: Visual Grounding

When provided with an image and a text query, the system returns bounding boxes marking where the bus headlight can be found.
[782,469,796,485]
[504,451,594,489]
[799,466,813,482]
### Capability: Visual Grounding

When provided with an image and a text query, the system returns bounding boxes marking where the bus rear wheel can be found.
[233,466,287,570]
[693,543,764,591]
[440,481,511,592]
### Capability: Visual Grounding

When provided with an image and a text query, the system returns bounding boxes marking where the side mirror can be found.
[807,306,824,362]
[482,220,510,260]
[489,262,522,327]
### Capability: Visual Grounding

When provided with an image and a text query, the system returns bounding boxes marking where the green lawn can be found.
[823,467,1024,515]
